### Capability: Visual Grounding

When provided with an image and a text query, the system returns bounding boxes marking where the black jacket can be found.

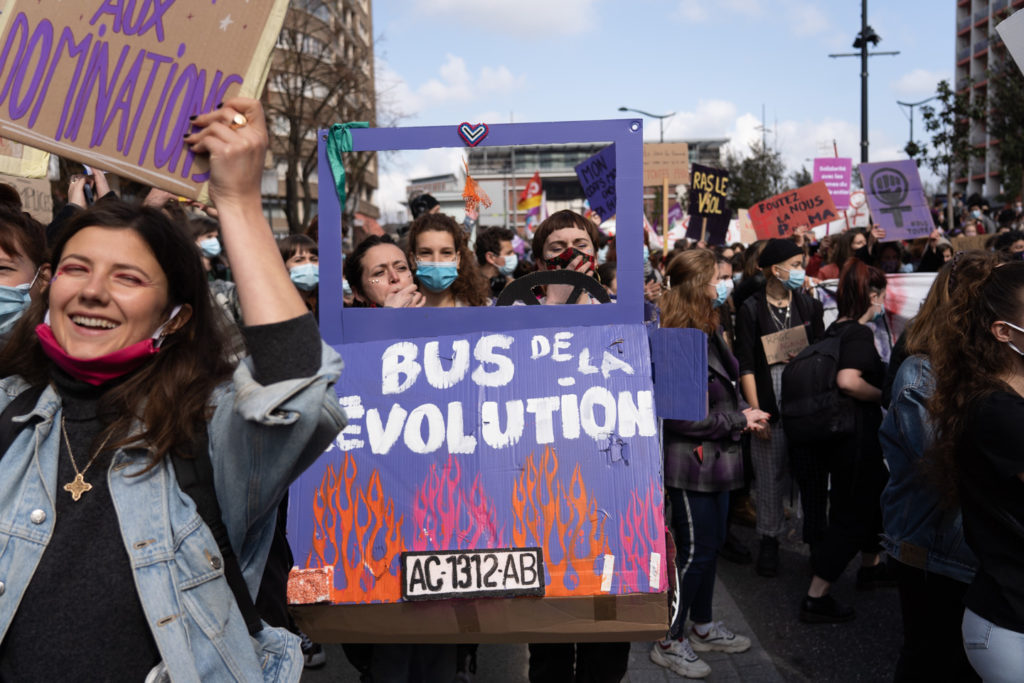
[734,288,825,422]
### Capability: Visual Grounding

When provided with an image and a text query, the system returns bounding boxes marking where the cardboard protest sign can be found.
[0,0,288,198]
[0,138,48,178]
[1,174,52,223]
[288,119,709,643]
[748,181,838,239]
[813,158,852,209]
[996,10,1024,75]
[859,160,935,241]
[761,326,809,365]
[643,142,689,187]
[686,164,730,245]
[575,145,616,221]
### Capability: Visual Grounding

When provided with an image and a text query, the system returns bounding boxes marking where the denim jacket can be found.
[879,354,976,584]
[0,342,346,682]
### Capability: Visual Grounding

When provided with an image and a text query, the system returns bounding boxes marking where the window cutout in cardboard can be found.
[316,119,643,345]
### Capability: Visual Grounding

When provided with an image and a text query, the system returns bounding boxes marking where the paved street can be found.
[302,507,902,682]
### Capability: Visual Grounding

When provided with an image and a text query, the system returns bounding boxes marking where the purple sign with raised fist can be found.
[859,160,935,241]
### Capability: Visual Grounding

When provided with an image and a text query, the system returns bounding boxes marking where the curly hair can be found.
[928,259,1024,503]
[407,213,489,307]
[660,249,719,334]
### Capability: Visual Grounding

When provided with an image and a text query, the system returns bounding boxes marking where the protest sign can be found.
[289,119,709,642]
[0,138,48,178]
[575,145,616,221]
[859,160,935,241]
[737,208,757,244]
[813,158,852,209]
[686,163,730,245]
[748,181,838,239]
[761,326,809,365]
[996,10,1024,75]
[1,174,52,222]
[0,0,288,198]
[643,142,689,187]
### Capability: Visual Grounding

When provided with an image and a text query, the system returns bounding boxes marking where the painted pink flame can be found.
[413,454,504,551]
[618,480,667,593]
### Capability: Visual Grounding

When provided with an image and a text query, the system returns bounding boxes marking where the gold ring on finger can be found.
[229,113,247,129]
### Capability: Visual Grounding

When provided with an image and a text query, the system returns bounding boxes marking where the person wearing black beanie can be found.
[734,239,824,578]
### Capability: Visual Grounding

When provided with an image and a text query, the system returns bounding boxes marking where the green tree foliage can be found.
[921,79,986,229]
[722,141,786,211]
[988,57,1024,202]
[789,165,813,190]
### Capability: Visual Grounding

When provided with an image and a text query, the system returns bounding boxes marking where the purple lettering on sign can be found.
[136,56,178,166]
[0,14,30,108]
[154,62,197,172]
[36,28,91,130]
[9,18,52,121]
[100,49,145,153]
[89,43,132,147]
[123,50,171,157]
[91,0,176,42]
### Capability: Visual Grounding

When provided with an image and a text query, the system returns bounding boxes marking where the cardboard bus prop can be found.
[0,0,288,198]
[286,119,707,643]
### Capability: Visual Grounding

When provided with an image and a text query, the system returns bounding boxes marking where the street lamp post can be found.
[897,96,939,159]
[828,0,899,164]
[617,107,675,143]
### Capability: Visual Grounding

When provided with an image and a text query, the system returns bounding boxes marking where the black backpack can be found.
[780,325,857,444]
[0,385,263,636]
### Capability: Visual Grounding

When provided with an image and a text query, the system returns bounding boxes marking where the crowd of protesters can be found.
[0,134,1022,683]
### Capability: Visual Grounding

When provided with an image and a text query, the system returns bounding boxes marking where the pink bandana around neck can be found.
[35,323,159,386]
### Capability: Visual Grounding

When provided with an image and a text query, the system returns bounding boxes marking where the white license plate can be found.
[401,548,545,601]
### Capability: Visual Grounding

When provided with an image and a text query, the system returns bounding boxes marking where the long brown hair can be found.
[0,202,235,469]
[407,213,489,307]
[928,259,1024,502]
[660,249,718,334]
[904,251,996,356]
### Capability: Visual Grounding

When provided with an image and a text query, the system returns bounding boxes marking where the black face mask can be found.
[854,244,871,262]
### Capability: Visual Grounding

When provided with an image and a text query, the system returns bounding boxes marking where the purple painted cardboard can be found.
[317,120,645,345]
[859,160,935,241]
[287,324,669,604]
[649,328,707,420]
[574,145,616,221]
[813,158,852,210]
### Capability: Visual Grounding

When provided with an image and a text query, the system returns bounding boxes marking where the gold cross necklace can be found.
[61,416,113,501]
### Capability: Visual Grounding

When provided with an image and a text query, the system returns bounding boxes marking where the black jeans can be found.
[892,560,979,683]
[527,642,630,683]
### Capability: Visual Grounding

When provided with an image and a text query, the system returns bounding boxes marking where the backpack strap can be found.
[0,384,47,459]
[172,429,264,636]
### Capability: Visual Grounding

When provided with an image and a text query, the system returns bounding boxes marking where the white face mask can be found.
[999,320,1024,357]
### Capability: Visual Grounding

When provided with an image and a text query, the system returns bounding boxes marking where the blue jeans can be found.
[962,608,1024,683]
[667,488,729,638]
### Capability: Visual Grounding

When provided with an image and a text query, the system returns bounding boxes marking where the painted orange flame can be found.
[618,480,666,593]
[512,446,609,596]
[306,452,404,603]
[413,454,504,551]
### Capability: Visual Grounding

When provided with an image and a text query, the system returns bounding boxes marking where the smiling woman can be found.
[0,99,346,682]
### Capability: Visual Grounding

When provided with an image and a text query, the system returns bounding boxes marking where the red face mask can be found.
[35,324,160,386]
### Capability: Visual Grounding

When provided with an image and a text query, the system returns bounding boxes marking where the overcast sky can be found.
[371,0,959,220]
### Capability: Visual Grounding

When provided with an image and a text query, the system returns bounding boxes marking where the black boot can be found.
[799,594,856,623]
[719,531,753,564]
[756,535,779,577]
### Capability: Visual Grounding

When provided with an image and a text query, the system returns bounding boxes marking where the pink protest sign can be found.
[813,158,852,209]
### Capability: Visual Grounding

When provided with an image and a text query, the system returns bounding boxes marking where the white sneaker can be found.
[689,621,752,653]
[650,638,711,679]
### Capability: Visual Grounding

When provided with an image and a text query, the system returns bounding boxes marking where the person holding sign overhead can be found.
[733,239,824,578]
[0,98,346,681]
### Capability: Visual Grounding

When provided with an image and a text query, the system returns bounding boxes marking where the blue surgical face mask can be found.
[971,210,981,219]
[289,263,319,291]
[416,261,459,292]
[713,279,734,308]
[198,237,221,258]
[498,253,518,277]
[778,266,805,291]
[872,303,886,322]
[732,272,743,284]
[643,245,650,261]
[0,281,32,334]
[597,245,610,265]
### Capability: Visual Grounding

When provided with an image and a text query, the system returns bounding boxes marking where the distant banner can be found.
[575,146,616,221]
[996,10,1024,75]
[0,0,288,198]
[748,181,838,239]
[859,160,934,241]
[813,158,852,209]
[686,163,729,245]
